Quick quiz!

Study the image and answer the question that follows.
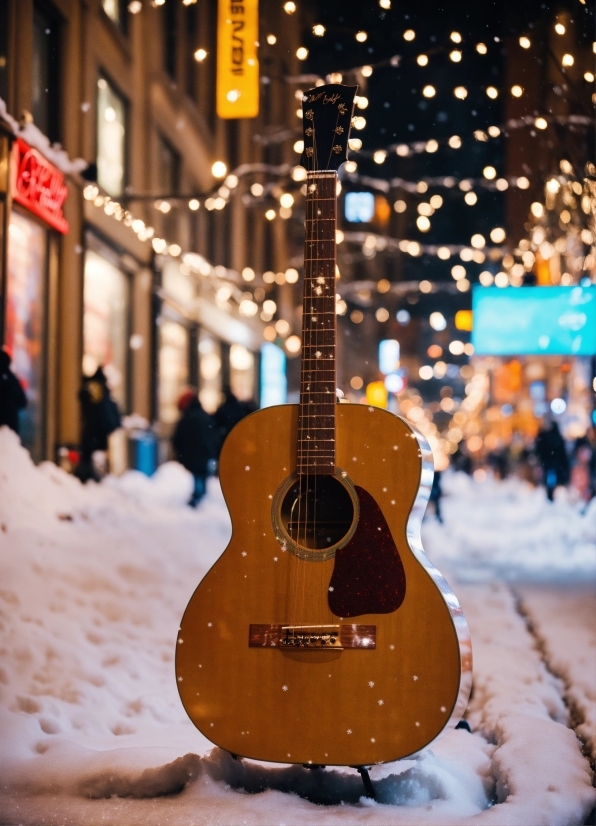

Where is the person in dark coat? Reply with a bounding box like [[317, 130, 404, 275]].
[[76, 367, 121, 482], [429, 470, 443, 523], [534, 420, 570, 501], [172, 392, 220, 507], [0, 349, 27, 435], [214, 390, 249, 450]]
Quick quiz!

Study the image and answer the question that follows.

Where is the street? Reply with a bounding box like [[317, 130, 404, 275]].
[[0, 427, 594, 825]]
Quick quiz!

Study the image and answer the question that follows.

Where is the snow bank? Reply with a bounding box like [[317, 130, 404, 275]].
[[458, 583, 595, 825], [0, 428, 594, 824], [0, 97, 88, 174], [518, 586, 596, 760], [423, 472, 596, 583]]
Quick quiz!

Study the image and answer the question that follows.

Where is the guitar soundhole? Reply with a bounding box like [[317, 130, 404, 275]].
[[280, 474, 355, 551]]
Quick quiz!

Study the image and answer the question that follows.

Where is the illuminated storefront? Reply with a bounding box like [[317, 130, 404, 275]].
[[3, 137, 68, 461], [156, 255, 261, 440]]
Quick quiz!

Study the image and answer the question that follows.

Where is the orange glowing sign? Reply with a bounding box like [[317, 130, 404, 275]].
[[217, 0, 259, 119], [455, 310, 473, 331]]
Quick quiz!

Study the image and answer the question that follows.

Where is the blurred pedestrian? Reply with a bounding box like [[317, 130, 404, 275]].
[[0, 349, 27, 435], [534, 420, 570, 502], [215, 389, 251, 450], [570, 428, 596, 505], [172, 390, 219, 507], [451, 445, 472, 475], [75, 367, 121, 482], [429, 470, 443, 523]]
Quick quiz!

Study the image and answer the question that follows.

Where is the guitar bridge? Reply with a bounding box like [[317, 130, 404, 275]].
[[249, 624, 376, 650]]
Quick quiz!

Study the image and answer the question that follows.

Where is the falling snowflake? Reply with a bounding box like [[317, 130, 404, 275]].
[[368, 407, 374, 412], [413, 675, 418, 681], [241, 551, 247, 557], [415, 721, 420, 727], [273, 556, 278, 561], [315, 351, 322, 358], [282, 685, 288, 691], [391, 500, 396, 505], [245, 465, 250, 471], [378, 699, 384, 706], [207, 622, 213, 627], [370, 737, 376, 743], [368, 681, 375, 687], [346, 729, 352, 734], [440, 706, 446, 713]]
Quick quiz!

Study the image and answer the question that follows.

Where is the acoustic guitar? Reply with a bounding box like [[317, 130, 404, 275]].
[[176, 84, 472, 769]]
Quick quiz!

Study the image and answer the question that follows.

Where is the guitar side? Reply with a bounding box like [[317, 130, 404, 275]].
[[176, 403, 472, 766]]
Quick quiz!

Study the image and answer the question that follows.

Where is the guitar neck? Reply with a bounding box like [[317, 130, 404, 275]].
[[297, 171, 337, 476]]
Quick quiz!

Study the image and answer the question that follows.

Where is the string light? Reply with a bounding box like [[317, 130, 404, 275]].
[[403, 29, 416, 41], [450, 32, 462, 43], [266, 34, 277, 45], [554, 23, 566, 35], [194, 48, 207, 62], [511, 85, 523, 97], [483, 166, 497, 179], [283, 1, 296, 12], [561, 54, 574, 67], [312, 24, 325, 36], [296, 47, 308, 60], [486, 86, 498, 99], [449, 50, 462, 62], [423, 85, 436, 98], [519, 36, 531, 49], [464, 192, 478, 205], [476, 43, 487, 54], [417, 54, 429, 66], [454, 86, 468, 99], [212, 161, 227, 178], [361, 65, 373, 77], [189, 199, 200, 211], [355, 31, 368, 42]]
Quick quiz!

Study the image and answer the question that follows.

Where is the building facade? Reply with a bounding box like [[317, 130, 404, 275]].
[[1, 0, 303, 467]]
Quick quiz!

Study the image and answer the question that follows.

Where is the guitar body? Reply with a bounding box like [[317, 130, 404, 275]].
[[176, 403, 472, 766]]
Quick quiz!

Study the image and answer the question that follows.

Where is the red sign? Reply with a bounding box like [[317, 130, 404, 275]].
[[11, 137, 69, 234]]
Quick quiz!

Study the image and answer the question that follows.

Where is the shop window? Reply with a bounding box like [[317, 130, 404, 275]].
[[158, 320, 190, 425], [185, 4, 198, 100], [83, 250, 129, 410], [97, 76, 126, 197], [164, 0, 178, 79], [0, 2, 8, 103], [32, 2, 61, 143], [230, 344, 255, 402], [101, 0, 127, 30], [6, 211, 48, 462], [199, 334, 222, 413], [159, 137, 180, 237]]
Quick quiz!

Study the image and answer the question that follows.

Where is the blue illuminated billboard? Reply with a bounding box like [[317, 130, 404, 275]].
[[344, 192, 375, 223], [472, 285, 596, 356], [260, 343, 287, 407]]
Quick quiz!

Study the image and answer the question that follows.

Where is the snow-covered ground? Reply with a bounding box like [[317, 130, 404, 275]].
[[0, 427, 594, 825]]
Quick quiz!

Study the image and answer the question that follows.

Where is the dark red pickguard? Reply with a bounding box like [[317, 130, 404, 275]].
[[328, 486, 406, 618]]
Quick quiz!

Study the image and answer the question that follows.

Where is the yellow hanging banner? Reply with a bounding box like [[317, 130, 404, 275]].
[[216, 0, 259, 119]]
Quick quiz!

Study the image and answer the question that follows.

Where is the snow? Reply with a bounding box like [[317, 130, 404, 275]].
[[518, 586, 596, 760], [0, 427, 594, 824], [0, 97, 88, 175], [422, 471, 596, 584]]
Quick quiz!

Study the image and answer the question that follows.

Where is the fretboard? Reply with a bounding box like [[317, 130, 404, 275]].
[[297, 171, 337, 476]]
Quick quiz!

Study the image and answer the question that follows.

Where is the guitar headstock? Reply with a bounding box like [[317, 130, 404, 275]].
[[300, 84, 358, 172]]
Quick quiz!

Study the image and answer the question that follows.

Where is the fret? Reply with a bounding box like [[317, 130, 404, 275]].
[[298, 167, 338, 473]]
